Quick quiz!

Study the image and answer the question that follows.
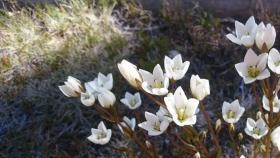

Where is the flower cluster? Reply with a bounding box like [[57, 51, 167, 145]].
[[58, 16, 280, 158], [226, 16, 280, 156]]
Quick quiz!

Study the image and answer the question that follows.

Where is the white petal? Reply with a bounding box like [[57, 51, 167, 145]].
[[256, 69, 270, 80], [226, 34, 242, 45], [244, 49, 258, 66]]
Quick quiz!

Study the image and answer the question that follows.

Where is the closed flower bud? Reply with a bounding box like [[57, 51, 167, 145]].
[[118, 60, 142, 88], [190, 75, 210, 100], [98, 90, 116, 108], [238, 133, 244, 141], [215, 119, 222, 132], [256, 111, 262, 120], [194, 152, 201, 158]]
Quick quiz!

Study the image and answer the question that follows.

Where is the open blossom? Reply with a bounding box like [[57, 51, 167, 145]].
[[120, 92, 142, 109], [268, 48, 280, 74], [156, 107, 173, 122], [262, 95, 280, 113], [139, 64, 169, 96], [87, 121, 112, 145], [222, 99, 245, 124], [84, 73, 113, 97], [164, 87, 199, 126], [226, 16, 257, 47], [138, 112, 169, 136], [255, 22, 276, 51], [59, 76, 83, 97], [80, 92, 95, 106], [97, 89, 116, 108], [118, 60, 143, 88], [245, 118, 268, 139], [190, 75, 210, 100], [271, 126, 280, 151], [164, 54, 190, 80], [235, 49, 270, 84], [118, 116, 136, 134]]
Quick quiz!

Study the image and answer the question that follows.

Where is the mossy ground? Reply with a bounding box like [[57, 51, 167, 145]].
[[1, 0, 280, 157]]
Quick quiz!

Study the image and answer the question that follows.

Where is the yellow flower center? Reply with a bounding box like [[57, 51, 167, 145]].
[[253, 127, 261, 135], [97, 132, 107, 139], [154, 122, 161, 131], [248, 66, 260, 78], [129, 98, 136, 107], [177, 108, 187, 122], [227, 110, 236, 119], [153, 80, 163, 88]]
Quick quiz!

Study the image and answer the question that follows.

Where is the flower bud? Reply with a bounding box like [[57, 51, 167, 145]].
[[80, 92, 95, 106], [190, 75, 210, 100], [194, 152, 201, 158], [255, 22, 276, 52], [256, 111, 262, 120], [238, 133, 244, 141], [215, 119, 222, 132], [145, 140, 152, 148], [98, 90, 116, 108], [118, 60, 143, 88]]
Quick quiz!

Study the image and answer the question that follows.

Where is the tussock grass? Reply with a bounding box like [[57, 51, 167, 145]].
[[0, 0, 128, 83]]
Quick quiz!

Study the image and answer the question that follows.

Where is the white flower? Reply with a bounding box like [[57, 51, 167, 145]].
[[164, 54, 190, 80], [226, 16, 257, 47], [271, 126, 280, 151], [80, 92, 95, 106], [84, 73, 113, 97], [235, 49, 270, 84], [118, 60, 143, 88], [245, 118, 268, 139], [87, 121, 112, 145], [240, 155, 246, 158], [255, 22, 276, 51], [222, 99, 245, 124], [59, 76, 83, 97], [190, 75, 210, 100], [118, 116, 136, 133], [97, 89, 116, 108], [120, 92, 142, 109], [262, 95, 280, 113], [138, 112, 169, 136], [156, 106, 173, 122], [164, 86, 199, 126], [268, 48, 280, 74], [139, 64, 169, 96]]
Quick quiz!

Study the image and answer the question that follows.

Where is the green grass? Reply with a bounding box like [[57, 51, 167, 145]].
[[0, 0, 127, 82]]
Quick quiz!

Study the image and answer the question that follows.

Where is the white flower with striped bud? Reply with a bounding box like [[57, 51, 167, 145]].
[[235, 49, 270, 84], [255, 22, 276, 51], [120, 92, 142, 110], [118, 60, 143, 88], [59, 76, 83, 97], [222, 100, 245, 124], [245, 118, 268, 139], [87, 121, 112, 145], [164, 53, 190, 80], [190, 75, 210, 100], [138, 112, 169, 136], [139, 64, 169, 96], [97, 89, 116, 108], [268, 48, 280, 74], [226, 16, 257, 47], [164, 87, 199, 126]]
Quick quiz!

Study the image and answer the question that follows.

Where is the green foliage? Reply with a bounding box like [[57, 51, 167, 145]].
[[0, 0, 127, 82]]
